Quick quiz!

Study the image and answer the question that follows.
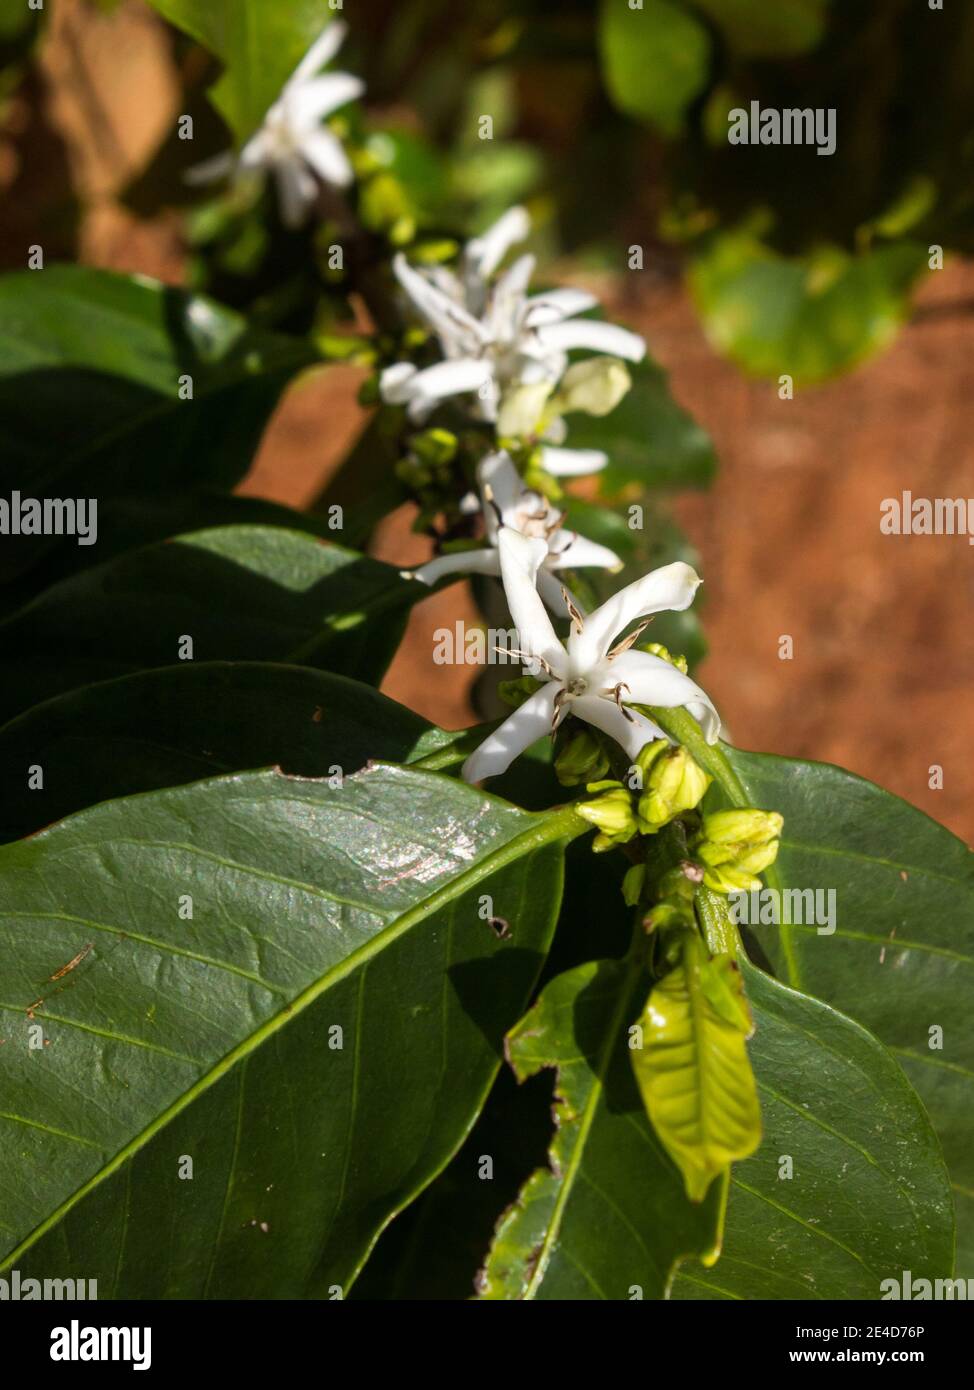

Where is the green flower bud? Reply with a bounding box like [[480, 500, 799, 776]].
[[577, 784, 637, 852], [549, 357, 632, 418], [701, 862, 765, 895], [702, 809, 784, 848], [394, 454, 432, 488], [657, 864, 699, 904], [359, 172, 413, 236], [555, 730, 610, 786], [633, 738, 669, 781], [642, 641, 688, 675], [636, 745, 712, 832], [642, 898, 695, 933], [409, 427, 457, 469], [695, 809, 783, 894], [622, 863, 646, 907]]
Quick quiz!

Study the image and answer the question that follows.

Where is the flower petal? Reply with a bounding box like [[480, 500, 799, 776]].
[[570, 560, 702, 668], [462, 682, 560, 782], [535, 319, 646, 362], [497, 529, 566, 677], [287, 20, 348, 88], [547, 531, 622, 572], [301, 128, 354, 186], [274, 159, 316, 228], [400, 358, 493, 418], [536, 566, 580, 616], [378, 361, 418, 404], [478, 451, 524, 542], [464, 206, 531, 281], [571, 694, 665, 762], [410, 549, 500, 586], [392, 254, 487, 349], [287, 74, 365, 127], [540, 446, 608, 476], [524, 288, 599, 326], [602, 650, 721, 744], [491, 253, 536, 303], [183, 149, 236, 185]]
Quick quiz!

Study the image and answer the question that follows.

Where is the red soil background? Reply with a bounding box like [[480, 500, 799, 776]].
[[6, 0, 972, 841]]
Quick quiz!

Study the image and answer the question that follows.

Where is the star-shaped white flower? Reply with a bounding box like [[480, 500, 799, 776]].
[[407, 451, 622, 608], [462, 529, 720, 783], [379, 206, 645, 474], [186, 21, 363, 229]]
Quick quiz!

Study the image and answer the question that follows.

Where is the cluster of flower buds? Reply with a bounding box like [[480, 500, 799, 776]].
[[692, 809, 784, 894], [574, 737, 712, 852]]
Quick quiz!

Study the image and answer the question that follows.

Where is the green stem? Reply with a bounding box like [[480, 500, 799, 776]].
[[408, 720, 504, 773], [648, 707, 750, 806], [650, 707, 797, 984]]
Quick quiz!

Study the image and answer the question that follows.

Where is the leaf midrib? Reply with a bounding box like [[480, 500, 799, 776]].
[[0, 800, 585, 1272], [523, 956, 645, 1299]]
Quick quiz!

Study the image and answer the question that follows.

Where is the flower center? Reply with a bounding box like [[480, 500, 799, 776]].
[[566, 676, 588, 697]]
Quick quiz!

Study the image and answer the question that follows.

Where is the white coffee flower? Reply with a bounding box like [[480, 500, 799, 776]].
[[407, 451, 622, 609], [462, 528, 719, 783], [186, 21, 363, 229], [379, 206, 645, 474]]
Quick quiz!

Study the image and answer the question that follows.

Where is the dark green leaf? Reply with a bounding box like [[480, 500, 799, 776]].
[[0, 765, 581, 1295], [0, 267, 312, 579], [476, 956, 726, 1299], [671, 958, 954, 1298], [567, 358, 717, 494], [690, 0, 831, 58], [723, 746, 974, 1275], [0, 663, 462, 842], [0, 525, 422, 723], [0, 491, 338, 618], [147, 1, 339, 141]]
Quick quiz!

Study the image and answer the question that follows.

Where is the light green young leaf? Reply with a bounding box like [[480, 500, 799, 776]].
[[688, 233, 927, 384], [477, 957, 729, 1300], [631, 935, 761, 1201], [599, 0, 711, 135]]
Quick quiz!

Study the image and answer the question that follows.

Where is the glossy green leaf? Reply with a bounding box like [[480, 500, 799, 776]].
[[688, 234, 927, 384], [476, 957, 726, 1300], [0, 663, 462, 842], [632, 936, 761, 1201], [691, 0, 831, 58], [567, 358, 717, 494], [477, 944, 953, 1300], [0, 765, 582, 1296], [599, 0, 712, 135], [0, 490, 341, 616], [671, 958, 954, 1298], [147, 1, 341, 140], [722, 746, 974, 1275], [0, 525, 421, 724], [0, 267, 312, 579]]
